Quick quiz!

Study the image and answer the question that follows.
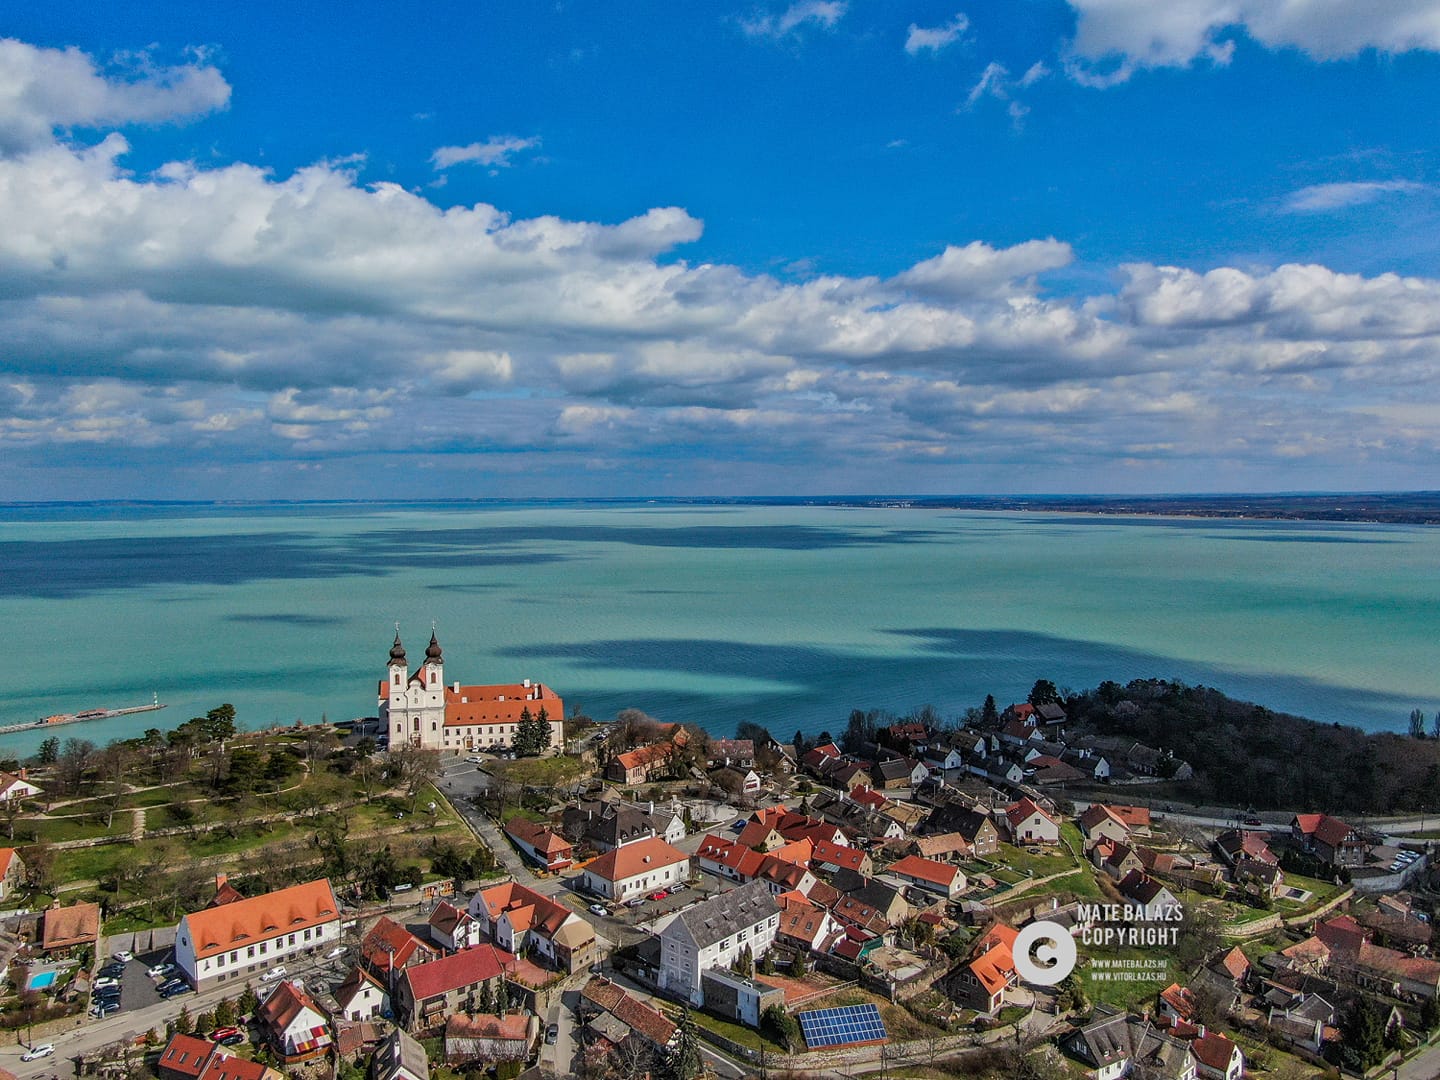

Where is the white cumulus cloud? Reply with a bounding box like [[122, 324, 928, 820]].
[[1065, 0, 1440, 85], [1281, 180, 1430, 213], [906, 14, 969, 55], [0, 38, 230, 155], [431, 135, 540, 170]]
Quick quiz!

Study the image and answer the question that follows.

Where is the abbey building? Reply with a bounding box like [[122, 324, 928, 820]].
[[378, 630, 563, 753]]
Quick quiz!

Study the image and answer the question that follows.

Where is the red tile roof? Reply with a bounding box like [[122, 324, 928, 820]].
[[184, 879, 338, 961], [258, 980, 327, 1032], [201, 1053, 274, 1080], [969, 924, 1019, 995], [811, 839, 866, 872], [361, 916, 435, 976], [503, 818, 572, 857], [1191, 1033, 1240, 1072], [585, 836, 688, 884], [1313, 815, 1356, 847], [886, 854, 961, 888], [159, 1034, 215, 1079], [476, 881, 574, 937], [1005, 797, 1056, 831], [41, 900, 100, 950], [1108, 805, 1151, 828], [444, 1013, 531, 1041], [402, 944, 513, 1003]]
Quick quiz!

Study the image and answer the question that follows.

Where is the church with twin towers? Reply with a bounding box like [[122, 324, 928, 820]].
[[378, 628, 563, 753]]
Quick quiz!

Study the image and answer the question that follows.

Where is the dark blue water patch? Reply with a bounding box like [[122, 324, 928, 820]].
[[499, 629, 1417, 736], [226, 614, 349, 626], [352, 524, 947, 554], [1200, 534, 1398, 544], [0, 532, 572, 599], [423, 583, 505, 592]]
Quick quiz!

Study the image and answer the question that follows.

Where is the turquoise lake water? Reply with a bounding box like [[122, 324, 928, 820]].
[[0, 503, 1435, 754]]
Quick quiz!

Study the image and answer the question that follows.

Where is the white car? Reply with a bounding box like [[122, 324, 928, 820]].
[[588, 903, 609, 917], [258, 966, 288, 983], [111, 950, 134, 963], [148, 962, 177, 978], [324, 946, 346, 959], [21, 1045, 54, 1062], [92, 976, 120, 989]]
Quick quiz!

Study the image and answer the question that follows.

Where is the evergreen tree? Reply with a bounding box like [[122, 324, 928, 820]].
[[1433, 711, 1440, 740], [213, 998, 237, 1027], [981, 694, 998, 725], [1421, 994, 1440, 1034], [1340, 998, 1386, 1070], [176, 1005, 194, 1035], [478, 980, 493, 1013], [512, 707, 550, 757], [663, 1006, 703, 1080], [238, 984, 258, 1018], [1028, 680, 1060, 708]]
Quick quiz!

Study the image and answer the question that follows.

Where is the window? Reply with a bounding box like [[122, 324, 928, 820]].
[[230, 951, 238, 963], [288, 934, 296, 947], [259, 942, 267, 955], [247, 946, 255, 959], [303, 929, 311, 941]]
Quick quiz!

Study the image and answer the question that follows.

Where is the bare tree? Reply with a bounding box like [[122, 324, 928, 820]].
[[388, 746, 441, 810]]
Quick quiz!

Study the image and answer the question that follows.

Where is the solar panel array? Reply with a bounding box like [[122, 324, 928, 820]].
[[797, 1003, 888, 1049]]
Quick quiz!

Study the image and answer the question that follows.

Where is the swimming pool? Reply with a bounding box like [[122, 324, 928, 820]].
[[25, 971, 57, 991]]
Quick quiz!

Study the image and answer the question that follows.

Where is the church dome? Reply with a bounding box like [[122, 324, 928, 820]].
[[426, 631, 443, 661], [389, 632, 407, 664]]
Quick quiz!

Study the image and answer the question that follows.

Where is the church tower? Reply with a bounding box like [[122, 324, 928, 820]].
[[381, 626, 447, 748]]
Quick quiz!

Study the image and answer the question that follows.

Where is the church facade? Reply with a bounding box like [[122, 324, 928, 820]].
[[378, 631, 563, 753]]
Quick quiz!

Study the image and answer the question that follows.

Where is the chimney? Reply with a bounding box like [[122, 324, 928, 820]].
[[453, 682, 459, 693]]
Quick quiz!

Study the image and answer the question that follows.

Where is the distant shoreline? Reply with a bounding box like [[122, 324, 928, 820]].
[[3, 492, 1439, 525]]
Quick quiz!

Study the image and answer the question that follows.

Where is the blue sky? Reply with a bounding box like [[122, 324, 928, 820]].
[[3, 1, 1440, 497]]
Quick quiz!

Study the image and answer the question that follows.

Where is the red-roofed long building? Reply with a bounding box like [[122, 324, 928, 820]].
[[175, 879, 340, 991], [379, 631, 562, 752], [395, 944, 515, 1032]]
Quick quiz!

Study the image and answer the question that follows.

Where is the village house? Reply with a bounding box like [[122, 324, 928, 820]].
[[955, 923, 1019, 1013], [714, 766, 762, 795], [776, 893, 838, 953], [884, 854, 967, 899], [427, 901, 481, 952], [361, 916, 437, 989], [0, 770, 42, 803], [394, 944, 514, 1032], [1214, 829, 1277, 866], [379, 632, 562, 752], [811, 838, 873, 877], [872, 756, 928, 790], [257, 980, 333, 1063], [1234, 856, 1285, 899], [503, 818, 574, 871], [1191, 1033, 1243, 1080], [658, 880, 781, 1005], [579, 836, 689, 900], [706, 739, 755, 768], [0, 849, 24, 902], [443, 1013, 537, 1066], [41, 899, 99, 956], [701, 968, 787, 1028], [925, 805, 1000, 856], [605, 743, 674, 785], [580, 977, 679, 1058], [907, 833, 972, 863], [1291, 813, 1368, 868], [1064, 1008, 1197, 1080], [333, 966, 390, 1022], [158, 1035, 282, 1080], [371, 1029, 429, 1080], [1091, 841, 1146, 882], [1267, 994, 1335, 1053], [470, 880, 597, 973], [1005, 797, 1061, 844], [1079, 805, 1132, 849], [175, 878, 340, 991], [1118, 872, 1182, 921]]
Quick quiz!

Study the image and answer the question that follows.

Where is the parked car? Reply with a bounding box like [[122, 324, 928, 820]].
[[648, 890, 669, 902], [392, 882, 414, 893], [466, 756, 483, 764], [90, 1002, 120, 1019], [545, 1023, 558, 1044], [111, 950, 134, 963], [92, 976, 121, 990], [588, 903, 609, 917], [211, 1026, 244, 1045], [21, 1045, 55, 1061], [325, 945, 346, 959], [729, 819, 746, 832], [624, 897, 644, 908], [1243, 817, 1264, 827], [99, 963, 126, 979], [160, 983, 193, 999], [670, 882, 688, 891], [259, 966, 288, 983]]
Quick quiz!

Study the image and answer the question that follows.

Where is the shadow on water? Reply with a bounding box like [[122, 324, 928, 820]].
[[0, 522, 942, 598], [226, 613, 349, 626], [498, 628, 1415, 735]]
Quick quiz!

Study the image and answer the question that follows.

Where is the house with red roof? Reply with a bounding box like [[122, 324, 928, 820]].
[[579, 836, 689, 901], [394, 944, 515, 1032], [0, 849, 24, 902], [811, 839, 873, 877], [955, 923, 1019, 1013], [1118, 872, 1182, 921], [605, 742, 675, 785], [158, 1035, 282, 1080], [41, 900, 99, 956], [1215, 828, 1277, 867], [503, 818, 573, 872], [884, 855, 967, 899], [257, 980, 333, 1063], [175, 878, 340, 991], [361, 916, 437, 989], [776, 893, 837, 952], [470, 880, 596, 973], [1191, 1032, 1244, 1080], [444, 1013, 537, 1066], [1005, 798, 1060, 844], [1078, 805, 1131, 849], [1291, 813, 1368, 867]]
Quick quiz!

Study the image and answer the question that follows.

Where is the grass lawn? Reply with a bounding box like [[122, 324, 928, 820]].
[[683, 1006, 784, 1051], [1074, 945, 1179, 1011], [54, 843, 133, 885], [993, 840, 1077, 879], [488, 754, 589, 788]]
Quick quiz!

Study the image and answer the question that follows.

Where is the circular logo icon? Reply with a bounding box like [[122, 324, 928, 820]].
[[1012, 920, 1077, 985]]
